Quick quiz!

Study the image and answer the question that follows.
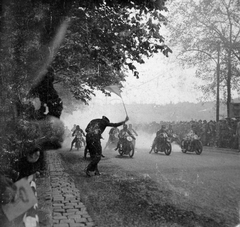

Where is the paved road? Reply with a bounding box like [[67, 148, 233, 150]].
[[99, 144, 240, 227]]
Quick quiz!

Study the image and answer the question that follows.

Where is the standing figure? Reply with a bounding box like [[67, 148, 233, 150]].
[[128, 124, 138, 149], [85, 116, 129, 177], [236, 119, 240, 152], [14, 145, 42, 227]]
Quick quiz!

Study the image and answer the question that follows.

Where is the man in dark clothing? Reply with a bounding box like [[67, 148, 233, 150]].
[[85, 115, 129, 177]]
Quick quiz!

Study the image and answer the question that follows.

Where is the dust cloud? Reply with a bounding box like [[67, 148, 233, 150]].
[[60, 101, 127, 150], [60, 100, 182, 152], [134, 130, 154, 150], [61, 135, 72, 150], [130, 130, 182, 153]]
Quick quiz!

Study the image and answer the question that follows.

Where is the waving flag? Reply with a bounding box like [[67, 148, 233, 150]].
[[104, 84, 123, 97], [104, 84, 128, 116]]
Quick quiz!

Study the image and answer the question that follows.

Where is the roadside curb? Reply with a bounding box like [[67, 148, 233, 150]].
[[46, 150, 97, 227]]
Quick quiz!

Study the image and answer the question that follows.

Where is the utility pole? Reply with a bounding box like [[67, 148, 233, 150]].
[[216, 42, 220, 122]]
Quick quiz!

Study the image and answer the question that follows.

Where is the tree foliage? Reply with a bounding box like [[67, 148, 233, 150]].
[[0, 0, 171, 169], [1, 0, 171, 107], [52, 0, 171, 103], [166, 0, 240, 103]]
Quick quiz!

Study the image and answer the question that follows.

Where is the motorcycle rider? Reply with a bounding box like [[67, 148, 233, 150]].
[[128, 124, 138, 149], [149, 124, 169, 153], [70, 125, 86, 151], [167, 124, 174, 137], [236, 119, 240, 152], [167, 124, 180, 144], [115, 124, 136, 151], [181, 125, 197, 149], [85, 115, 129, 177], [104, 127, 120, 151]]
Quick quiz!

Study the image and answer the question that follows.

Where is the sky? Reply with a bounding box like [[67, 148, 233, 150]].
[[92, 52, 203, 105]]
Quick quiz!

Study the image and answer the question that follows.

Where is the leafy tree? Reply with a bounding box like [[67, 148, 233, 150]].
[[1, 0, 171, 116], [0, 0, 171, 171], [166, 0, 240, 117], [51, 0, 172, 104]]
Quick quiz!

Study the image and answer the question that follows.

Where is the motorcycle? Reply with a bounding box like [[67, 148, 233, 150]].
[[118, 136, 135, 158], [153, 132, 172, 155], [75, 136, 83, 151], [181, 134, 203, 155]]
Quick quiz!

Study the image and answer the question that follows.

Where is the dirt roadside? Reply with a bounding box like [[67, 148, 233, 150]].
[[51, 151, 226, 227]]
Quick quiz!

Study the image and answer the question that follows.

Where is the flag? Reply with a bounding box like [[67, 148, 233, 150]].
[[104, 84, 123, 97], [105, 84, 128, 116]]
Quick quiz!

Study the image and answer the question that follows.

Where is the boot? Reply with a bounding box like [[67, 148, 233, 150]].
[[149, 146, 153, 153], [85, 169, 91, 177], [95, 167, 101, 176], [95, 170, 101, 176]]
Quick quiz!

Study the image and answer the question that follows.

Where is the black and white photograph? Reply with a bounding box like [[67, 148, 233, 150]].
[[0, 0, 240, 226]]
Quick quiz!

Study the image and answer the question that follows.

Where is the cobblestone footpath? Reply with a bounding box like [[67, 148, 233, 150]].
[[46, 150, 96, 227]]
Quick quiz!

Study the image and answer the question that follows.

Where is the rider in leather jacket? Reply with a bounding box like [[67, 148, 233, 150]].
[[70, 125, 85, 151], [149, 125, 168, 153], [182, 127, 197, 149], [115, 124, 136, 151]]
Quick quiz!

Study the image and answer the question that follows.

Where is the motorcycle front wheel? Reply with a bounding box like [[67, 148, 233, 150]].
[[76, 142, 80, 151], [129, 148, 134, 158], [119, 149, 124, 156], [181, 140, 187, 153], [164, 142, 172, 156], [181, 149, 187, 153], [195, 140, 203, 155]]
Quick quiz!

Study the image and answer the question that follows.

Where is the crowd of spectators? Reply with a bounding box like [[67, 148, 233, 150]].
[[134, 118, 239, 150]]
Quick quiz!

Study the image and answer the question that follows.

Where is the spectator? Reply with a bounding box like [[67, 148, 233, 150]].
[[236, 119, 240, 152]]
